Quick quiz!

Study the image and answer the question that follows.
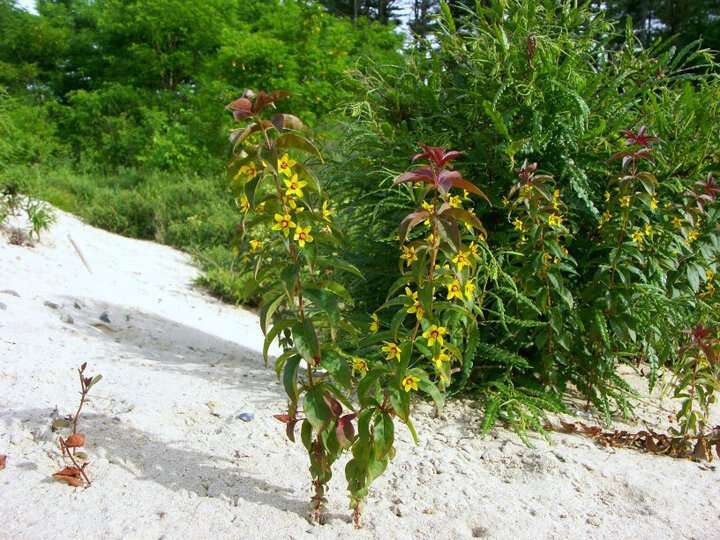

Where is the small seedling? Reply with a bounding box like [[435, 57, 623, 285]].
[[52, 362, 102, 488], [24, 199, 55, 241]]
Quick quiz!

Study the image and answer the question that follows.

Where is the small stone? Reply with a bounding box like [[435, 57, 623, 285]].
[[99, 311, 111, 323], [61, 314, 74, 325], [0, 289, 20, 297], [472, 526, 489, 538], [0, 302, 6, 310], [73, 301, 83, 310], [237, 412, 254, 422], [44, 301, 59, 310]]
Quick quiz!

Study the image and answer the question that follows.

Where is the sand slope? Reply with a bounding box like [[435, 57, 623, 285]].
[[0, 208, 718, 540]]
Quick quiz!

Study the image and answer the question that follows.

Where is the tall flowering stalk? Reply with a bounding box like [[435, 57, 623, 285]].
[[227, 98, 485, 526], [228, 90, 360, 523]]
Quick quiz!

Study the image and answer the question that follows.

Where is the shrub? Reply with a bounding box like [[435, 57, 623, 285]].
[[326, 0, 720, 430]]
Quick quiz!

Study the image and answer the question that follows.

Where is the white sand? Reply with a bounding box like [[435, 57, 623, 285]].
[[0, 208, 718, 540]]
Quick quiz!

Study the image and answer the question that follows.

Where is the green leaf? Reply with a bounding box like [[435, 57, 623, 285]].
[[304, 386, 331, 431], [301, 419, 313, 451], [417, 374, 444, 412], [316, 256, 364, 279], [303, 287, 340, 325], [439, 0, 455, 33], [283, 355, 301, 402], [373, 412, 394, 460], [263, 319, 294, 365], [260, 292, 286, 335], [321, 347, 352, 389], [275, 133, 323, 161], [292, 318, 319, 363], [389, 387, 410, 422]]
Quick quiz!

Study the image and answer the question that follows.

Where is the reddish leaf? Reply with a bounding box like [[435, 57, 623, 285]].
[[336, 413, 357, 449], [394, 167, 434, 186], [441, 208, 487, 236], [620, 126, 658, 147], [437, 170, 460, 193], [64, 433, 85, 448], [0, 454, 6, 470], [322, 393, 343, 417], [227, 97, 253, 120], [271, 113, 304, 131], [399, 210, 429, 243], [286, 420, 299, 443], [252, 90, 290, 113], [52, 466, 83, 487], [273, 414, 292, 423], [412, 145, 463, 168], [451, 177, 491, 203]]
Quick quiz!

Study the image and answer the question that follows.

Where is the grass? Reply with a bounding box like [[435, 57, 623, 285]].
[[0, 163, 257, 305]]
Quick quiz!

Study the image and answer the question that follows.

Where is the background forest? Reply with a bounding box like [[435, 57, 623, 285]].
[[2, 0, 720, 434]]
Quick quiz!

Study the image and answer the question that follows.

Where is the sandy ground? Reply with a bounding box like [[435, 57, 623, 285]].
[[0, 208, 718, 540]]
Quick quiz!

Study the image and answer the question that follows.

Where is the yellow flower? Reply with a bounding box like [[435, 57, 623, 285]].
[[284, 174, 307, 198], [237, 194, 250, 213], [501, 196, 509, 206], [706, 270, 714, 282], [552, 190, 561, 210], [401, 375, 419, 393], [468, 242, 480, 256], [422, 325, 447, 347], [672, 216, 683, 228], [421, 200, 434, 226], [630, 230, 644, 243], [548, 213, 563, 228], [447, 280, 463, 301], [464, 281, 475, 301], [370, 313, 380, 333], [277, 153, 297, 177], [293, 225, 313, 247], [520, 184, 533, 198], [600, 210, 612, 225], [321, 200, 333, 220], [235, 162, 257, 181], [513, 218, 525, 232], [687, 229, 700, 243], [351, 357, 368, 375], [463, 207, 478, 232], [448, 195, 462, 208], [620, 195, 631, 208], [382, 341, 401, 361], [249, 239, 263, 251], [643, 224, 653, 237], [272, 213, 296, 236], [400, 245, 418, 266], [650, 197, 658, 210], [561, 246, 569, 256], [405, 287, 424, 320], [432, 349, 450, 369], [604, 191, 611, 202], [452, 251, 471, 271], [287, 198, 305, 213]]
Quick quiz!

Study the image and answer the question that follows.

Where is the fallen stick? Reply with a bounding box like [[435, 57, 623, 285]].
[[67, 234, 92, 274]]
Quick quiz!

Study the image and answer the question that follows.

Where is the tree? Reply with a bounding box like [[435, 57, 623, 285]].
[[594, 0, 720, 51]]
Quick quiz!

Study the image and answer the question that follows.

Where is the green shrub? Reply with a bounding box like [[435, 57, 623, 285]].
[[326, 0, 720, 429]]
